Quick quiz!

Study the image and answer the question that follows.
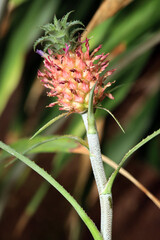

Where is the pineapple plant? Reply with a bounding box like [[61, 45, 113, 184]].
[[33, 12, 117, 240]]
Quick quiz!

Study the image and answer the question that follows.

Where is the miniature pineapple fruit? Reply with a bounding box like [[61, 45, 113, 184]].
[[34, 12, 115, 113]]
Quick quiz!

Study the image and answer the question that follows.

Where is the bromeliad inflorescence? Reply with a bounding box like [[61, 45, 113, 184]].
[[34, 12, 115, 113]]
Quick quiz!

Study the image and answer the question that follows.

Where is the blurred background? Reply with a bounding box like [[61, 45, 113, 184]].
[[0, 0, 160, 239]]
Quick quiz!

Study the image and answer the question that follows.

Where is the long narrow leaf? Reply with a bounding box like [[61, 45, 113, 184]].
[[29, 135, 88, 153], [103, 128, 160, 194], [88, 82, 97, 134], [101, 154, 160, 208], [0, 0, 60, 115], [4, 135, 88, 167], [30, 113, 68, 139], [0, 141, 102, 240], [97, 106, 125, 133]]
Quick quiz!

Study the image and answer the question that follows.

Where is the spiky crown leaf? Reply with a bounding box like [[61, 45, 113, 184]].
[[34, 11, 84, 53]]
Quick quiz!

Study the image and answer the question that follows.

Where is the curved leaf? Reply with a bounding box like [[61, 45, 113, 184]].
[[30, 113, 68, 139], [2, 135, 88, 167], [103, 128, 160, 194], [97, 106, 125, 133], [27, 135, 88, 154], [0, 141, 102, 240], [0, 0, 60, 115]]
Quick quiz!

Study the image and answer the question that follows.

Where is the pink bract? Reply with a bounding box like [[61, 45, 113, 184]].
[[37, 39, 115, 113]]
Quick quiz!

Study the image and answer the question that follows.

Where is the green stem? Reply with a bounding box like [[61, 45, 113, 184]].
[[81, 113, 112, 240]]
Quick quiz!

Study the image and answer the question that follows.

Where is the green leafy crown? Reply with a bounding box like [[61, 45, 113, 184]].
[[34, 11, 84, 53]]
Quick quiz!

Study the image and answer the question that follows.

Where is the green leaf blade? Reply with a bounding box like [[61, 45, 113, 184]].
[[97, 106, 125, 133], [30, 113, 68, 139], [104, 128, 160, 194], [87, 82, 97, 134], [0, 141, 102, 240], [1, 135, 88, 168]]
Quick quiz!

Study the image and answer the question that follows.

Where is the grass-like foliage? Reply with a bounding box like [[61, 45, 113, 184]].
[[0, 140, 103, 240]]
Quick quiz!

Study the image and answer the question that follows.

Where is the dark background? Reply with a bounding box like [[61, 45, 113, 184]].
[[0, 0, 160, 239]]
